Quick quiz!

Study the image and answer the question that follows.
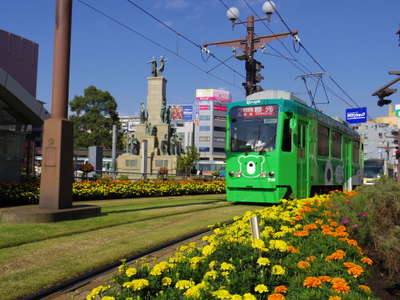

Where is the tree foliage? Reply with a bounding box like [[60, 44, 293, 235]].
[[69, 86, 120, 149], [177, 146, 200, 176]]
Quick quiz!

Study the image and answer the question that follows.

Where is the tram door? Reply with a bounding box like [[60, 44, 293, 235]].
[[297, 120, 309, 197], [343, 137, 353, 191]]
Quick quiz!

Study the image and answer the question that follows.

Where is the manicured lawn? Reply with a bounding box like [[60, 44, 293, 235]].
[[0, 194, 266, 300]]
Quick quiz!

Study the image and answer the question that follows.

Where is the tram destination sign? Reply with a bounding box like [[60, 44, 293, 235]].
[[239, 105, 277, 118], [345, 107, 367, 124]]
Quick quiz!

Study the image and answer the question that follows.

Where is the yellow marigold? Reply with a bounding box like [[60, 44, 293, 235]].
[[268, 294, 286, 300], [252, 238, 265, 250], [330, 278, 350, 294], [204, 270, 217, 280], [150, 261, 169, 276], [86, 285, 111, 300], [100, 297, 115, 300], [175, 280, 195, 290], [257, 257, 271, 266], [254, 284, 269, 293], [328, 297, 341, 300], [303, 276, 322, 288], [297, 260, 311, 269], [212, 289, 231, 299], [184, 283, 204, 298], [161, 277, 172, 286], [243, 293, 257, 300], [325, 250, 346, 261], [287, 245, 300, 253], [122, 279, 149, 291], [274, 285, 288, 293], [269, 240, 288, 252], [125, 267, 137, 277], [293, 230, 309, 237], [271, 265, 285, 275], [202, 244, 215, 256], [359, 285, 371, 293], [361, 257, 373, 265], [220, 262, 235, 271]]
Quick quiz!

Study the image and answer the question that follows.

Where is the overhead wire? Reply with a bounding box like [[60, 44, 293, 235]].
[[125, 0, 245, 79], [267, 0, 363, 109], [76, 0, 242, 89]]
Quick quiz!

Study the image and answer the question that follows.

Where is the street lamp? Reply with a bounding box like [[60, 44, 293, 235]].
[[203, 1, 297, 96]]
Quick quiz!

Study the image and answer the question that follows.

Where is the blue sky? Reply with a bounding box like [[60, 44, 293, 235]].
[[1, 0, 399, 120]]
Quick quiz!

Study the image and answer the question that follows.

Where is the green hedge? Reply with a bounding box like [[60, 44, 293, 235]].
[[0, 180, 225, 206]]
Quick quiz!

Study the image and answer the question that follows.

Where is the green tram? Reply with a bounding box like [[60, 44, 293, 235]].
[[225, 90, 363, 203]]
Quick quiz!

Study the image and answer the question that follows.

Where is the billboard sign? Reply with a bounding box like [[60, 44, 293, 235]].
[[345, 107, 367, 124], [395, 104, 400, 118], [195, 89, 231, 102], [170, 105, 193, 121]]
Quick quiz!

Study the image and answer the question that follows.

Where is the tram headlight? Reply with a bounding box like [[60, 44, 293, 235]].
[[268, 171, 275, 177], [228, 171, 234, 177], [260, 171, 267, 178], [235, 171, 242, 178]]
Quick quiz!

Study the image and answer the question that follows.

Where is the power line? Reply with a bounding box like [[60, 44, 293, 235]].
[[77, 0, 242, 89], [125, 0, 245, 79], [267, 0, 362, 108]]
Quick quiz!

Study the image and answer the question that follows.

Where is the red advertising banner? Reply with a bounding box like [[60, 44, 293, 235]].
[[239, 105, 277, 118], [214, 105, 227, 111], [199, 105, 209, 110], [171, 105, 184, 121]]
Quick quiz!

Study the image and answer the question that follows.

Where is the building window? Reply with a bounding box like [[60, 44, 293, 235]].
[[199, 147, 210, 152], [199, 136, 210, 142], [281, 119, 291, 152], [155, 160, 168, 167], [214, 126, 225, 132], [199, 115, 210, 121], [332, 131, 341, 158], [199, 126, 210, 131], [213, 147, 225, 153], [125, 159, 137, 167], [214, 137, 225, 143], [214, 116, 226, 122], [317, 124, 329, 156]]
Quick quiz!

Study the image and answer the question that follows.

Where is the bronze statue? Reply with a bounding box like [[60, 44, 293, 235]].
[[139, 102, 148, 124], [160, 134, 169, 155], [148, 57, 157, 77], [157, 56, 167, 76]]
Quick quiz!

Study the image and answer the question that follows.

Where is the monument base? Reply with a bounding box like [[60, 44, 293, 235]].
[[0, 205, 101, 223]]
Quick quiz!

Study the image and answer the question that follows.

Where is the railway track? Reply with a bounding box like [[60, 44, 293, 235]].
[[27, 229, 211, 300]]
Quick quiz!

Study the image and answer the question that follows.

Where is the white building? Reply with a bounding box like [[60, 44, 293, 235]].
[[119, 115, 140, 133]]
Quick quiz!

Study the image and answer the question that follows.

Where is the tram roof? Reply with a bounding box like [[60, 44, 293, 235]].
[[229, 90, 360, 139]]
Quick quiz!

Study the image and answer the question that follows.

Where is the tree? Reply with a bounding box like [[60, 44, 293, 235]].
[[69, 86, 120, 149], [177, 146, 200, 176]]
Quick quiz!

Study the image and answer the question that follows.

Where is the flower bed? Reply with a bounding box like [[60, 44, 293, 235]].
[[0, 180, 225, 206], [87, 193, 377, 300]]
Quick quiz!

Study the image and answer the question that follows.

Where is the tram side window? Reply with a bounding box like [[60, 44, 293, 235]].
[[282, 119, 292, 152], [332, 131, 341, 158], [353, 141, 360, 163], [317, 124, 329, 156]]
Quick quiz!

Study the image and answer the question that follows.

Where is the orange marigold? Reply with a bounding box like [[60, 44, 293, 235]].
[[330, 278, 350, 293], [303, 277, 322, 288], [328, 297, 342, 300], [294, 215, 303, 221], [318, 275, 331, 282], [328, 220, 338, 227], [325, 250, 346, 261], [359, 285, 371, 293], [347, 266, 364, 278], [268, 293, 286, 300], [361, 257, 373, 265], [287, 246, 300, 253], [297, 261, 311, 269], [293, 230, 309, 237], [315, 219, 324, 224], [274, 286, 288, 294], [306, 256, 317, 261], [303, 224, 318, 231]]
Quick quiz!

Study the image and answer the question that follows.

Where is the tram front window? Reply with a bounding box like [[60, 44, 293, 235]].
[[230, 105, 278, 152]]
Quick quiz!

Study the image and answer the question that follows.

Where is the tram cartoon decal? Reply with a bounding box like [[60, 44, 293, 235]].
[[237, 155, 265, 178]]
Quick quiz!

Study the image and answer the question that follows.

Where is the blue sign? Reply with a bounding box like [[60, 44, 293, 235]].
[[182, 105, 193, 121], [346, 107, 367, 124]]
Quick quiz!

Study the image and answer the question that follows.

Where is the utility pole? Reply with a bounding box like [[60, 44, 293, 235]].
[[203, 6, 297, 96]]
